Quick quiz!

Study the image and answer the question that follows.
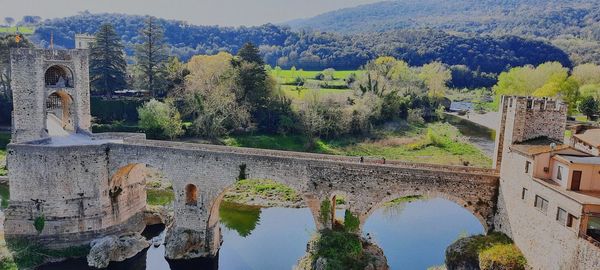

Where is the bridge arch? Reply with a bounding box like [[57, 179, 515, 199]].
[[108, 163, 148, 223], [360, 190, 490, 231]]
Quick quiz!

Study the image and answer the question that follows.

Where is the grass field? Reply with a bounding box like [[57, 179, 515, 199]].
[[271, 69, 362, 81], [0, 26, 35, 35], [224, 122, 492, 167], [271, 68, 361, 103]]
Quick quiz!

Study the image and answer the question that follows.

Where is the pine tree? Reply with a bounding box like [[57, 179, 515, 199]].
[[89, 23, 127, 97], [135, 16, 168, 97]]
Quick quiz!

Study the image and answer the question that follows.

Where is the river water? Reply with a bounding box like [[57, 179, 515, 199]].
[[37, 197, 484, 270]]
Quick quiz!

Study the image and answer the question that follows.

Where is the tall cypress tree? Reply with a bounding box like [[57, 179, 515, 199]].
[[135, 16, 168, 97], [89, 23, 127, 98]]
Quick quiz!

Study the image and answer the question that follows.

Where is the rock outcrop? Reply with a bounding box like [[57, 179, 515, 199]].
[[445, 237, 480, 270], [87, 233, 150, 269], [295, 234, 389, 270], [164, 226, 207, 260]]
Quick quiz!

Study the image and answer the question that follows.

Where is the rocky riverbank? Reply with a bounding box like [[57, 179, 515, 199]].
[[445, 233, 526, 270]]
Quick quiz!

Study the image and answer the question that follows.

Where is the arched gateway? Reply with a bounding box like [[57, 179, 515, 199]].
[[4, 48, 499, 259]]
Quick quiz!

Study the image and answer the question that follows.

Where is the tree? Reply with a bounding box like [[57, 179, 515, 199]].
[[135, 16, 168, 97], [89, 23, 127, 97], [237, 42, 264, 65], [419, 62, 451, 99], [184, 53, 250, 137], [165, 56, 189, 96], [4, 17, 14, 26], [138, 99, 183, 139], [578, 96, 599, 120], [572, 64, 600, 85], [20, 16, 41, 25]]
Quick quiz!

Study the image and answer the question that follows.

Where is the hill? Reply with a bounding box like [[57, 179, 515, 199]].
[[287, 0, 600, 64], [28, 12, 568, 79]]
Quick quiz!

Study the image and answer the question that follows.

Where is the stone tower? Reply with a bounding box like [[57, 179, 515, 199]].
[[10, 48, 91, 143], [493, 96, 567, 169]]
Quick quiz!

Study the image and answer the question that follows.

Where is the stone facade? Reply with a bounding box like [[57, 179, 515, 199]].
[[10, 48, 91, 143]]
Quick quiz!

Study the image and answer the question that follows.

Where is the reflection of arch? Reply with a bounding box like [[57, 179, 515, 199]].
[[46, 91, 74, 133], [185, 184, 198, 206], [45, 65, 74, 88], [360, 191, 489, 231]]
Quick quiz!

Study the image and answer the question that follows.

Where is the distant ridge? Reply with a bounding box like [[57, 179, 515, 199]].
[[285, 0, 600, 64]]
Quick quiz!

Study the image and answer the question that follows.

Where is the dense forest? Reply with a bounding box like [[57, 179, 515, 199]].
[[32, 12, 570, 77], [288, 0, 600, 65]]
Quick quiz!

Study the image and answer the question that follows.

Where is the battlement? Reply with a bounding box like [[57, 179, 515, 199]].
[[493, 95, 567, 169], [503, 96, 566, 113]]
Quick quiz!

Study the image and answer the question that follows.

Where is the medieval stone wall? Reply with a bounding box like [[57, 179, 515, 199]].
[[4, 143, 145, 248]]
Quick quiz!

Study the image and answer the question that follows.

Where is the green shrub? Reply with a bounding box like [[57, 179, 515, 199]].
[[479, 244, 526, 270], [33, 216, 45, 233], [91, 97, 144, 123], [138, 99, 184, 139], [320, 199, 332, 225], [343, 210, 360, 233], [315, 230, 366, 270]]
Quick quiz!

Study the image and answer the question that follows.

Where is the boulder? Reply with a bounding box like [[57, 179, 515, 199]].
[[445, 237, 480, 270], [87, 233, 149, 269], [164, 226, 207, 260]]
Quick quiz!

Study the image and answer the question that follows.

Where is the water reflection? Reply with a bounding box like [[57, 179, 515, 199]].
[[37, 197, 483, 270], [363, 197, 485, 270], [219, 201, 262, 237]]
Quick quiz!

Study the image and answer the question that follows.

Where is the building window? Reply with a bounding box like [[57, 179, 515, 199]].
[[521, 188, 527, 200], [557, 166, 563, 181], [534, 195, 549, 213], [525, 161, 531, 173], [567, 214, 576, 228], [557, 207, 567, 225]]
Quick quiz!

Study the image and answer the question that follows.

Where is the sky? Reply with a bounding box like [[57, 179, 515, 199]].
[[0, 0, 382, 26]]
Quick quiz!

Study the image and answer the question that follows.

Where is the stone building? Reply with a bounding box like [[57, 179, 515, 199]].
[[569, 125, 600, 156], [74, 34, 95, 49], [494, 96, 600, 269]]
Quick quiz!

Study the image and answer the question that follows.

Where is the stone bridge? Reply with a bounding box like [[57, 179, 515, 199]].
[[5, 133, 499, 259]]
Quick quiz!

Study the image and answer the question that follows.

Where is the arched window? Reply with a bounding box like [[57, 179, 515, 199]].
[[45, 65, 73, 88], [185, 184, 198, 206]]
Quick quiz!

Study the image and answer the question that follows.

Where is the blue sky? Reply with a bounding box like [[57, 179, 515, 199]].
[[0, 0, 381, 26]]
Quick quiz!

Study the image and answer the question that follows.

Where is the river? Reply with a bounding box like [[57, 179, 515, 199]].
[[37, 197, 484, 270]]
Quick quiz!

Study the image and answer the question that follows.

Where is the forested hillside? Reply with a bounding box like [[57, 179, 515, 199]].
[[32, 12, 569, 75], [288, 0, 600, 65]]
